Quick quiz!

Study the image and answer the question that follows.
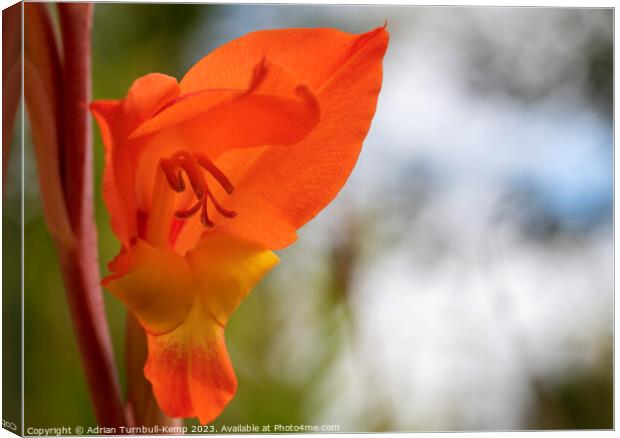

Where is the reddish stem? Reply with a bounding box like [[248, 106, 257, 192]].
[[57, 248, 127, 427], [56, 3, 127, 427], [2, 3, 21, 188]]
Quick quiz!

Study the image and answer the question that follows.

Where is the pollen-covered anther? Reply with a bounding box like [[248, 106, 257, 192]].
[[159, 150, 236, 227]]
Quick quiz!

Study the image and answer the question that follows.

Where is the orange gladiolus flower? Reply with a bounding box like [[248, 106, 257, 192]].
[[91, 25, 388, 424]]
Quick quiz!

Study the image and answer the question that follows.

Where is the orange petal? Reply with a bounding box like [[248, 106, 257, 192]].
[[181, 25, 385, 93], [91, 99, 136, 247], [144, 306, 235, 424], [214, 26, 389, 248], [93, 73, 181, 143], [106, 233, 278, 422], [91, 74, 183, 246], [129, 58, 319, 152], [123, 73, 181, 131]]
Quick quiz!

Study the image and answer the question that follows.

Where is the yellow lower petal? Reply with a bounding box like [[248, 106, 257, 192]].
[[187, 231, 280, 326], [105, 239, 195, 335], [104, 232, 279, 423]]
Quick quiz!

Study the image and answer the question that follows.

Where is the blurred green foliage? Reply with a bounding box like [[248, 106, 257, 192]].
[[530, 343, 613, 429]]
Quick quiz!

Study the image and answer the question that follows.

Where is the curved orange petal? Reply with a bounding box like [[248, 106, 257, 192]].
[[91, 99, 135, 246], [123, 73, 181, 132], [91, 74, 182, 247], [201, 26, 389, 249], [132, 84, 318, 155], [103, 233, 278, 422], [130, 59, 319, 150], [181, 26, 385, 93], [144, 306, 235, 424]]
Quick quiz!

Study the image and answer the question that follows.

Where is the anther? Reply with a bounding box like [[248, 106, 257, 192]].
[[200, 201, 215, 227], [160, 159, 184, 192], [176, 171, 185, 191]]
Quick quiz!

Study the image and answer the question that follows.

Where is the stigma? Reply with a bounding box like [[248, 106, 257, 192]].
[[159, 151, 236, 227]]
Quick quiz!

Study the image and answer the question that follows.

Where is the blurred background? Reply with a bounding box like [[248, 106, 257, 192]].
[[10, 3, 613, 432]]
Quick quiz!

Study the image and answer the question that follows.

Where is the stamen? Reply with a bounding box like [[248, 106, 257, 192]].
[[175, 199, 202, 219], [200, 201, 215, 227], [205, 185, 237, 218], [178, 157, 206, 199], [176, 171, 185, 191], [195, 153, 235, 194], [160, 158, 184, 192], [159, 150, 236, 228]]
